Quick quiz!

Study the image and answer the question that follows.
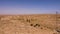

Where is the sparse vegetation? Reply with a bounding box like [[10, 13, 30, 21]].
[[0, 14, 60, 34], [53, 33, 57, 34], [58, 17, 60, 18], [56, 29, 60, 33], [30, 24, 33, 26], [31, 19, 37, 21], [41, 27, 43, 29], [26, 19, 30, 23], [33, 24, 40, 27]]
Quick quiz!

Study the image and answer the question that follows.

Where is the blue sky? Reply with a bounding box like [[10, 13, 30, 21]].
[[0, 0, 60, 14]]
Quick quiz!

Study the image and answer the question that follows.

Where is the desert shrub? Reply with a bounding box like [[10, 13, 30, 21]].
[[34, 24, 40, 27], [58, 17, 60, 18], [53, 33, 57, 34], [18, 18, 24, 20], [26, 19, 30, 22], [56, 29, 60, 33], [31, 19, 38, 22], [40, 27, 43, 29], [30, 24, 33, 26]]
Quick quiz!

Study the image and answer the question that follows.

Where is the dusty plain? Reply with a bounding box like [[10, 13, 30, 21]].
[[0, 14, 60, 34]]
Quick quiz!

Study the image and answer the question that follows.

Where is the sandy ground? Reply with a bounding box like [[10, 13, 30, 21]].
[[0, 14, 60, 34]]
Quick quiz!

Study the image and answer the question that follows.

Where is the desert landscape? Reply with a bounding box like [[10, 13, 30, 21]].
[[0, 14, 60, 34]]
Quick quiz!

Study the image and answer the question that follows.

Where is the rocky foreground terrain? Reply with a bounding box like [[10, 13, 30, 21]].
[[0, 14, 60, 34]]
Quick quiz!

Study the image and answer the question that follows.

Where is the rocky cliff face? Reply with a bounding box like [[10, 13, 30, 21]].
[[0, 14, 60, 34]]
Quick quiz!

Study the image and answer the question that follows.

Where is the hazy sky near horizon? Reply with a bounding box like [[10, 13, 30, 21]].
[[0, 0, 60, 14]]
